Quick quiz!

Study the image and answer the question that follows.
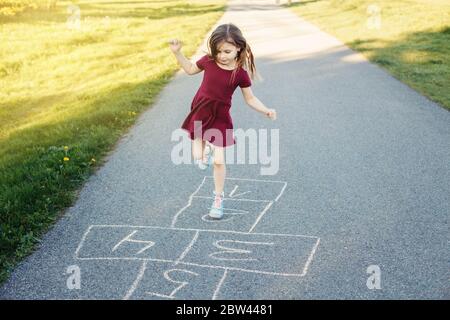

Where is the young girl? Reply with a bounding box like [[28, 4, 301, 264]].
[[169, 23, 276, 219]]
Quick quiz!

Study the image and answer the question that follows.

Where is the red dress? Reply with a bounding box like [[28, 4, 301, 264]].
[[181, 54, 252, 147]]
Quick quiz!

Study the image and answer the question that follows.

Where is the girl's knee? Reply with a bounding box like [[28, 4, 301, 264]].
[[212, 146, 225, 165], [213, 158, 225, 166], [213, 154, 225, 165]]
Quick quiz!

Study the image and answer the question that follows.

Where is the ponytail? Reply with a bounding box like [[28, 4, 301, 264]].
[[229, 43, 263, 86]]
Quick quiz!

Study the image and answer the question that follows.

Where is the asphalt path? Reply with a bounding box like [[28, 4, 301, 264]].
[[1, 0, 449, 299]]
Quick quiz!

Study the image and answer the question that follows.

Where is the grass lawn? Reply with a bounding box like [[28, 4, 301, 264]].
[[286, 0, 450, 110], [0, 0, 225, 284]]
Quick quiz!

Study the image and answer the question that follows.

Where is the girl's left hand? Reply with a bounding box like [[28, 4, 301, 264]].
[[168, 39, 183, 53], [266, 109, 277, 120]]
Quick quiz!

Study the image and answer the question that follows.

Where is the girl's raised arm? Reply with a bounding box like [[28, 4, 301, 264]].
[[168, 39, 199, 75]]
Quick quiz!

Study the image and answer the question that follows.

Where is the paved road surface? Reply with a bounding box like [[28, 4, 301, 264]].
[[1, 0, 449, 299]]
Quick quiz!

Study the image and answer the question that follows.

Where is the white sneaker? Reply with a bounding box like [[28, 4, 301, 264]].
[[209, 191, 224, 219]]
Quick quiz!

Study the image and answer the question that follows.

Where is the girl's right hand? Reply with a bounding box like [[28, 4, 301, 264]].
[[168, 39, 183, 53], [266, 109, 277, 120]]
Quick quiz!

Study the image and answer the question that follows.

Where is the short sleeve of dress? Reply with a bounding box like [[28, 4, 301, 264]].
[[239, 69, 252, 88], [195, 55, 209, 70]]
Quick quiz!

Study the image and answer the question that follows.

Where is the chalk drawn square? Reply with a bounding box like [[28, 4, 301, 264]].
[[180, 230, 319, 276], [173, 197, 271, 232], [75, 225, 197, 261], [73, 259, 147, 299], [125, 261, 225, 300], [194, 176, 287, 202]]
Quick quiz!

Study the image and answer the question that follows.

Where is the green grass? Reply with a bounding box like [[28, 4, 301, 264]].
[[0, 0, 39, 16], [0, 0, 226, 284], [286, 0, 450, 110]]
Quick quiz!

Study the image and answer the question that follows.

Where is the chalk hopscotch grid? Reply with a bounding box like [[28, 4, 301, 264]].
[[74, 176, 320, 300], [170, 176, 287, 231], [75, 226, 320, 299]]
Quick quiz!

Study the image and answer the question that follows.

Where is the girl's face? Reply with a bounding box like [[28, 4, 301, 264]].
[[216, 41, 240, 65]]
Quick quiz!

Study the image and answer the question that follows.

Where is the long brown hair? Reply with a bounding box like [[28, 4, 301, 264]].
[[203, 23, 260, 86]]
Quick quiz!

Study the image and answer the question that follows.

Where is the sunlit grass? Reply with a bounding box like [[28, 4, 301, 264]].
[[0, 0, 225, 284], [287, 0, 450, 110]]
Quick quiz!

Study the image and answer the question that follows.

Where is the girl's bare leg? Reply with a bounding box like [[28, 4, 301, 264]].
[[193, 139, 225, 194], [213, 146, 226, 194], [192, 138, 206, 161]]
